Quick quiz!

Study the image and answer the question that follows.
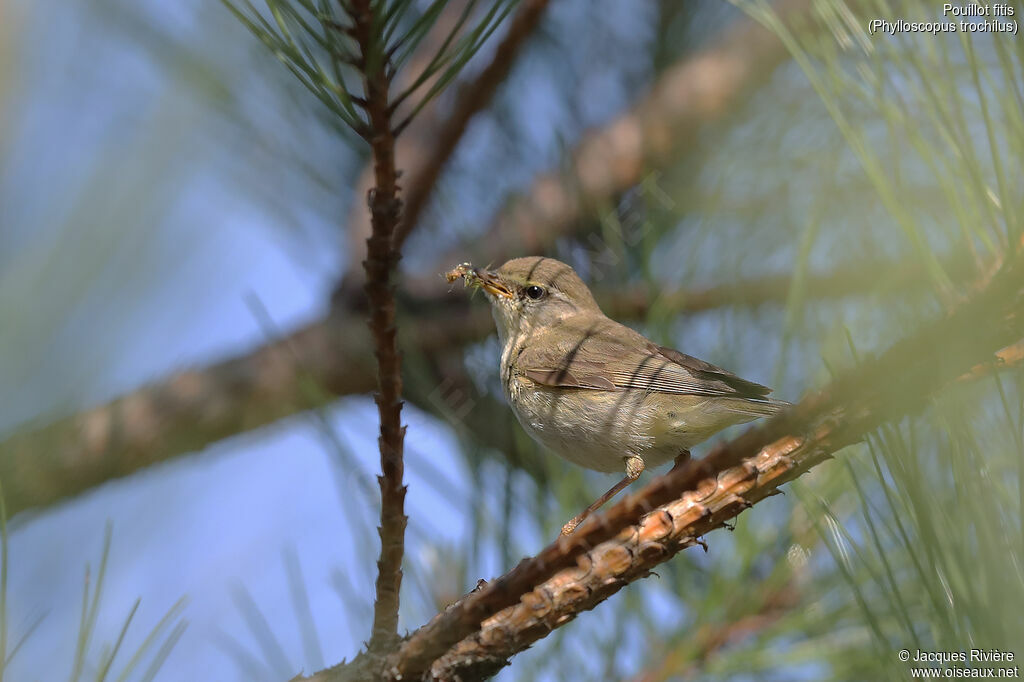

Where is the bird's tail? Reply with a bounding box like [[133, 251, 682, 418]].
[[732, 397, 791, 418]]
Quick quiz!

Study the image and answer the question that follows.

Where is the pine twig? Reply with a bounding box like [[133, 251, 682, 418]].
[[957, 339, 1024, 382], [386, 258, 1024, 680], [348, 0, 408, 654]]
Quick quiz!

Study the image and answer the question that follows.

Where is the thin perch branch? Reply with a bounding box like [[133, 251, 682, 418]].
[[426, 434, 820, 681], [959, 338, 1024, 382], [386, 258, 1024, 680], [349, 0, 408, 653]]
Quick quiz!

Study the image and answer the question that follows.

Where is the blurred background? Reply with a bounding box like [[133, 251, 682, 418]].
[[1, 0, 1022, 679]]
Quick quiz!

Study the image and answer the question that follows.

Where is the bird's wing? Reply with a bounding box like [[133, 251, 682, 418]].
[[517, 325, 772, 400]]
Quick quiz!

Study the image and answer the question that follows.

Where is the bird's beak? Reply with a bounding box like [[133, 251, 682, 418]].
[[446, 263, 514, 300], [474, 268, 514, 299]]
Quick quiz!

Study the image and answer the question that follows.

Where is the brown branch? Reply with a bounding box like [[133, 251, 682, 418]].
[[386, 259, 1024, 680], [0, 261, 946, 519], [0, 316, 376, 517], [603, 259, 941, 320], [349, 0, 407, 653], [343, 0, 468, 270], [426, 435, 817, 681]]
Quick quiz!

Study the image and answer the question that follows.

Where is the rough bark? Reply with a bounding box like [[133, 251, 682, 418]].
[[349, 0, 407, 652]]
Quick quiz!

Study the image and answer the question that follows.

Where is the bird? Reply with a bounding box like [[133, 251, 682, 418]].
[[446, 256, 788, 535]]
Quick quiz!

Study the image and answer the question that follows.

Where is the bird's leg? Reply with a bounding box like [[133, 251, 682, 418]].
[[560, 455, 645, 535], [669, 448, 691, 472]]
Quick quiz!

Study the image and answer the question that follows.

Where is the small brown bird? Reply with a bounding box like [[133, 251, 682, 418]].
[[447, 256, 788, 534]]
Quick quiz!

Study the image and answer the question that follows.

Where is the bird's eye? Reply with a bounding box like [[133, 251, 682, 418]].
[[524, 285, 546, 300]]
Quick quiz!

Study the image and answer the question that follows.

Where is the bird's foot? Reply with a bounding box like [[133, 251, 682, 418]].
[[560, 515, 585, 536]]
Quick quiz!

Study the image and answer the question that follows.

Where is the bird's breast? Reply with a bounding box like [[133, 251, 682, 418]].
[[503, 379, 659, 473]]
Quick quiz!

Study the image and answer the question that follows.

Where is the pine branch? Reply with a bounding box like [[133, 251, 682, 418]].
[[426, 436, 816, 682], [347, 0, 408, 654], [342, 0, 470, 271], [385, 257, 1024, 680], [0, 263, 927, 518]]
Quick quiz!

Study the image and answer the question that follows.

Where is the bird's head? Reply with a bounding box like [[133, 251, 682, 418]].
[[447, 256, 601, 344]]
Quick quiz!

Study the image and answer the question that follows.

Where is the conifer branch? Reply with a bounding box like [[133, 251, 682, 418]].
[[347, 0, 408, 655]]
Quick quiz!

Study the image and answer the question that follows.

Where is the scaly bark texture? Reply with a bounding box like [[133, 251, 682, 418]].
[[426, 434, 821, 681], [349, 0, 407, 654], [387, 258, 1024, 680]]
